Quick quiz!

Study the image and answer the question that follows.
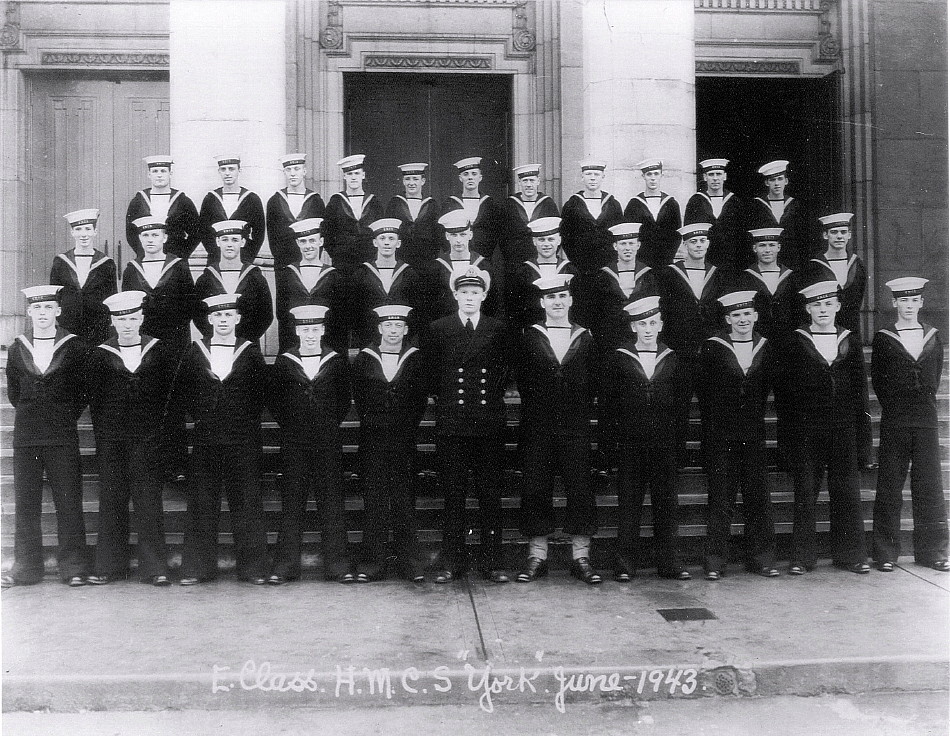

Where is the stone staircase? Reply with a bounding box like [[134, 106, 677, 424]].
[[2, 347, 948, 573]]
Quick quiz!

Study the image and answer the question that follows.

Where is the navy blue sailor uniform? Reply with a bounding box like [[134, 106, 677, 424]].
[[736, 264, 799, 342], [560, 192, 624, 275], [684, 191, 748, 270], [750, 194, 810, 271], [586, 261, 659, 348], [351, 343, 428, 580], [698, 332, 777, 575], [871, 324, 949, 566], [265, 188, 327, 269], [322, 191, 385, 276], [126, 188, 201, 260], [5, 329, 90, 583], [349, 260, 423, 347], [422, 312, 510, 574], [122, 255, 197, 355], [441, 194, 506, 262], [198, 187, 267, 265], [194, 262, 274, 344], [516, 323, 598, 541], [267, 347, 352, 581], [781, 326, 870, 569], [507, 257, 579, 331], [385, 194, 443, 271], [86, 335, 174, 580], [275, 262, 345, 353], [50, 249, 117, 347], [174, 338, 269, 581], [623, 192, 682, 268], [503, 192, 561, 267], [601, 341, 685, 577]]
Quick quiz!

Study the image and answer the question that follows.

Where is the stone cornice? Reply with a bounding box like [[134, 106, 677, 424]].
[[364, 54, 493, 69], [696, 59, 802, 75], [40, 51, 169, 67], [696, 0, 830, 11]]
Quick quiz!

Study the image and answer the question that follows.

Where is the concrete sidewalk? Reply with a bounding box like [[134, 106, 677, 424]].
[[2, 559, 948, 713]]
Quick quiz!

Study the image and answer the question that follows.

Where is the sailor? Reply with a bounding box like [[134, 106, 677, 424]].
[[351, 304, 428, 583], [175, 294, 269, 585], [323, 154, 385, 277], [194, 220, 274, 345], [50, 208, 117, 347], [698, 290, 778, 580], [683, 158, 749, 270], [560, 160, 624, 275], [780, 281, 870, 575], [198, 154, 267, 264], [503, 163, 561, 267], [274, 218, 345, 353], [267, 304, 353, 584], [430, 210, 498, 320], [125, 155, 201, 259], [659, 222, 728, 465], [266, 153, 327, 269], [507, 217, 579, 331], [871, 278, 949, 572], [600, 296, 690, 581], [2, 286, 90, 588], [751, 160, 809, 270], [515, 275, 600, 585], [384, 162, 442, 271], [623, 159, 683, 268], [350, 218, 423, 347], [441, 157, 505, 262], [85, 291, 173, 587], [586, 222, 659, 348], [422, 267, 510, 583]]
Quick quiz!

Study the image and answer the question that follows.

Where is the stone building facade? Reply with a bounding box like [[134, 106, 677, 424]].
[[1, 0, 946, 346]]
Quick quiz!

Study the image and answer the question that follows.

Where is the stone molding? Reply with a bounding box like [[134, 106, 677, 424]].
[[40, 51, 169, 66], [364, 54, 493, 69], [696, 0, 829, 11], [696, 59, 801, 74], [0, 0, 21, 50]]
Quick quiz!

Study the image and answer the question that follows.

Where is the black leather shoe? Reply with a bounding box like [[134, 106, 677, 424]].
[[179, 577, 202, 586], [704, 570, 721, 581], [248, 577, 267, 585], [877, 561, 895, 573], [482, 569, 510, 584], [267, 574, 287, 585], [337, 572, 356, 584], [86, 575, 111, 585], [570, 557, 602, 585], [516, 557, 548, 583], [0, 575, 15, 589], [149, 575, 171, 587], [658, 567, 691, 581], [756, 567, 780, 578], [841, 562, 871, 574], [433, 569, 454, 584], [932, 559, 950, 572], [67, 576, 86, 587]]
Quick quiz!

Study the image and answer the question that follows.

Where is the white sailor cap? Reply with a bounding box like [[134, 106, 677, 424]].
[[370, 218, 402, 236], [513, 163, 541, 179], [749, 227, 784, 243], [337, 154, 365, 172], [454, 157, 482, 172], [204, 293, 241, 312], [289, 218, 323, 238], [398, 162, 428, 175], [624, 295, 661, 321], [64, 209, 99, 228], [532, 274, 574, 294], [527, 217, 561, 237], [290, 304, 329, 325], [211, 220, 247, 237], [579, 159, 607, 172], [133, 215, 166, 233], [717, 290, 758, 313], [635, 158, 663, 173], [104, 290, 147, 316], [679, 223, 712, 239], [885, 277, 928, 298], [439, 210, 472, 233], [609, 222, 642, 241], [451, 267, 490, 292], [143, 155, 173, 169], [214, 154, 241, 167], [279, 153, 307, 168], [758, 160, 789, 178], [699, 158, 729, 172], [373, 304, 413, 323], [22, 285, 63, 304], [818, 212, 854, 230], [799, 280, 840, 304]]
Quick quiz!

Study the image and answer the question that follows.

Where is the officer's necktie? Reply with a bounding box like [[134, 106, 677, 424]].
[[465, 319, 474, 333]]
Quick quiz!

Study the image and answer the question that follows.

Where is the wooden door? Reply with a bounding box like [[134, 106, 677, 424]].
[[344, 73, 512, 205], [28, 74, 169, 284]]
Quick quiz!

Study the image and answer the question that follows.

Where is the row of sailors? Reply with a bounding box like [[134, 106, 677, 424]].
[[124, 154, 812, 275], [52, 204, 864, 356], [4, 273, 947, 589]]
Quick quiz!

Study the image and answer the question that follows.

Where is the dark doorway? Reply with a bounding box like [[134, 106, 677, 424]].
[[695, 75, 841, 223], [344, 73, 512, 204]]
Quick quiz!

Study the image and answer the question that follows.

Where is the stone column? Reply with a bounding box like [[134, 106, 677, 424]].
[[579, 0, 696, 205], [0, 68, 26, 344], [169, 0, 286, 353]]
